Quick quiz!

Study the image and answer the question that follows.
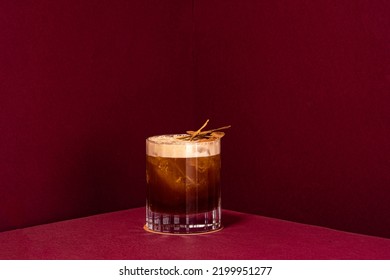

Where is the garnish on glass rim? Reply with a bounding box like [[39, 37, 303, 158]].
[[177, 119, 231, 141]]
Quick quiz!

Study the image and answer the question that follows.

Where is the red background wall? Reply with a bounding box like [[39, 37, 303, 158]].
[[194, 0, 390, 238], [1, 0, 390, 238], [0, 0, 196, 231]]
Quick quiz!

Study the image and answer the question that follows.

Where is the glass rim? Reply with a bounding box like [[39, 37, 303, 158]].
[[146, 134, 221, 146]]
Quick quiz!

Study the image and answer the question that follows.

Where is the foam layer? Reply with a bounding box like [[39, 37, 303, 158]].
[[146, 134, 220, 158]]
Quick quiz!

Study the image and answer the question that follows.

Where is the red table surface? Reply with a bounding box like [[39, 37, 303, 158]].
[[0, 207, 389, 260]]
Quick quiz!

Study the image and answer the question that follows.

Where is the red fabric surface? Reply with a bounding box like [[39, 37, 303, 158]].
[[1, 207, 390, 260]]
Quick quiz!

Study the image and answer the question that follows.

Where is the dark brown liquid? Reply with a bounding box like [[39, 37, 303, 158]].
[[146, 155, 221, 214]]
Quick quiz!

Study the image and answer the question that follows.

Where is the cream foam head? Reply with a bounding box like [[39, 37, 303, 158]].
[[146, 134, 221, 158]]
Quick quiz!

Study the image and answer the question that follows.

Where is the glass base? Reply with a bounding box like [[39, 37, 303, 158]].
[[145, 207, 221, 234]]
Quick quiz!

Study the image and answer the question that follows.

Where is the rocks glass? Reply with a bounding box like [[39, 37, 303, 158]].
[[145, 134, 222, 234]]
